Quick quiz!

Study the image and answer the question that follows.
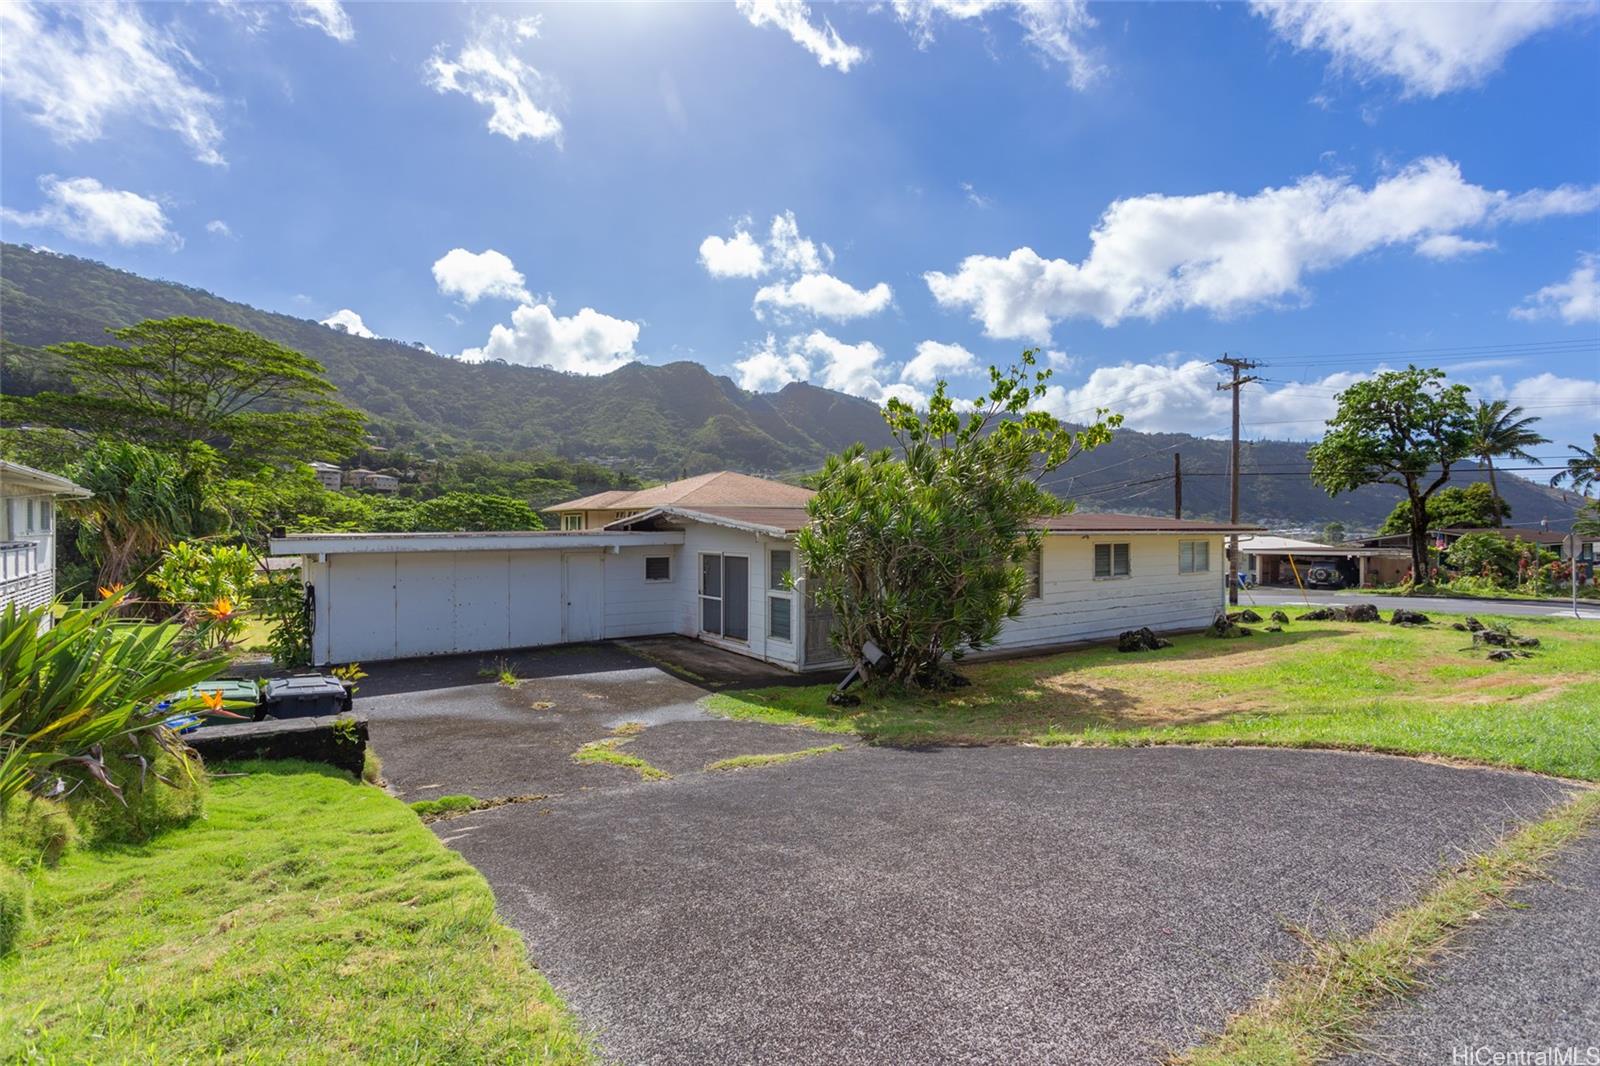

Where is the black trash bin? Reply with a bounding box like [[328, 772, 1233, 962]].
[[262, 675, 348, 719]]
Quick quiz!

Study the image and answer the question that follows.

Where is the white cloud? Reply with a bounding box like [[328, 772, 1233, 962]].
[[699, 228, 767, 279], [321, 309, 375, 338], [893, 0, 1101, 88], [732, 334, 813, 391], [1251, 1, 1591, 98], [753, 273, 893, 321], [427, 18, 562, 144], [926, 158, 1600, 342], [0, 2, 226, 165], [736, 0, 865, 72], [795, 331, 919, 404], [206, 219, 233, 238], [290, 0, 354, 42], [431, 248, 533, 304], [901, 341, 979, 386], [1415, 234, 1496, 260], [960, 181, 992, 209], [2, 176, 176, 248], [1512, 254, 1600, 324], [459, 303, 640, 375], [766, 211, 831, 274]]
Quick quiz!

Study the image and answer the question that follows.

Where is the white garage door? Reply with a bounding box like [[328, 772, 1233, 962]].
[[325, 550, 572, 662]]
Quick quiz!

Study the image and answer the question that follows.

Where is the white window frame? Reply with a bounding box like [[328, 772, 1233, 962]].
[[1094, 542, 1131, 579], [1179, 539, 1210, 574], [644, 555, 671, 582], [561, 514, 584, 531], [767, 548, 794, 643], [699, 552, 751, 642]]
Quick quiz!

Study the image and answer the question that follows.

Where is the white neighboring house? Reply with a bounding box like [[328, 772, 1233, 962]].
[[0, 461, 91, 616], [308, 461, 344, 491], [271, 471, 1257, 669]]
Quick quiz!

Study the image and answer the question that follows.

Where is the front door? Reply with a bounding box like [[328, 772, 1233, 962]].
[[562, 553, 603, 642], [699, 553, 749, 642]]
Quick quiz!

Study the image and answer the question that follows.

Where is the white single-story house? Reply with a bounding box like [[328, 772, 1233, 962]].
[[0, 460, 91, 616], [1238, 534, 1411, 589], [269, 471, 1258, 669]]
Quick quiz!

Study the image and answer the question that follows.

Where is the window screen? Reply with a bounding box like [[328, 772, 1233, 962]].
[[769, 595, 792, 641], [1094, 543, 1130, 577], [645, 556, 670, 581], [1179, 540, 1209, 573], [769, 550, 792, 590]]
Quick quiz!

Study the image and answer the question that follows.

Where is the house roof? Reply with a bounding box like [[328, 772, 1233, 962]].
[[548, 471, 814, 513], [1032, 514, 1262, 535], [0, 460, 91, 498], [1237, 535, 1339, 553]]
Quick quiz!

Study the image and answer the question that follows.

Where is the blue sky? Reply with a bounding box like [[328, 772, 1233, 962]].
[[2, 0, 1597, 458]]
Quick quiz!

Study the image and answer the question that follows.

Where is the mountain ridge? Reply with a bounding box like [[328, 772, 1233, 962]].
[[0, 243, 1580, 530]]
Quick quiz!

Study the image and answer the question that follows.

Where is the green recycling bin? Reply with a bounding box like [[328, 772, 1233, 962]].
[[185, 678, 263, 722]]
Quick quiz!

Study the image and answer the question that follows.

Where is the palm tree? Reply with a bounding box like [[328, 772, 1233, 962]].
[[1468, 400, 1548, 525], [1552, 434, 1600, 497]]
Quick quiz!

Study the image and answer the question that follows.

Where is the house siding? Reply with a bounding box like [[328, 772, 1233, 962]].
[[678, 524, 799, 668], [0, 569, 54, 613], [603, 545, 682, 638], [990, 534, 1224, 652]]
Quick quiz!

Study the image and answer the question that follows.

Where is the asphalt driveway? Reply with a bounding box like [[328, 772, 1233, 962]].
[[356, 646, 1578, 1065]]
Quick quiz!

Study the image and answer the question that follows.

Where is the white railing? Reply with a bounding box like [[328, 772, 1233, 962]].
[[0, 541, 38, 582]]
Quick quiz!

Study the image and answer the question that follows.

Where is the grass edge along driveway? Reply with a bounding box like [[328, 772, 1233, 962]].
[[1, 760, 590, 1065], [705, 606, 1600, 781]]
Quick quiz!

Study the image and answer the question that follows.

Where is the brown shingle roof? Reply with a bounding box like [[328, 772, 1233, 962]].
[[549, 471, 813, 513]]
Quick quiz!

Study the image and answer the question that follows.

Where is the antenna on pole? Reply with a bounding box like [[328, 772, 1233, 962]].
[[1216, 354, 1263, 605]]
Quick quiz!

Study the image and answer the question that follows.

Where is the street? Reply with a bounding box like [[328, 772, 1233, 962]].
[[1246, 587, 1600, 621]]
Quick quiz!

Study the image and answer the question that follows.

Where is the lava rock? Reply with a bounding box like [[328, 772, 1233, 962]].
[[1270, 610, 1290, 624], [1229, 609, 1263, 623], [826, 691, 861, 707], [1451, 622, 1469, 632], [1390, 609, 1431, 626], [1300, 603, 1380, 623], [1118, 627, 1173, 653], [1480, 630, 1511, 646], [1264, 624, 1283, 633], [1464, 616, 1486, 632], [1207, 617, 1252, 639], [1486, 648, 1531, 662]]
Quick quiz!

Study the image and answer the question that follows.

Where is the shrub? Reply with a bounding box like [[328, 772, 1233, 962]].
[[64, 734, 208, 847], [0, 797, 77, 870], [0, 596, 225, 817], [1446, 533, 1517, 583], [254, 572, 312, 667], [0, 864, 29, 956]]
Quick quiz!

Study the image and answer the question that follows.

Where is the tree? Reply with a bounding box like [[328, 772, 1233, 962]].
[[1308, 367, 1473, 585], [1467, 400, 1547, 524], [1573, 499, 1600, 539], [1445, 532, 1518, 583], [1551, 434, 1600, 496], [66, 441, 225, 591], [1378, 482, 1510, 535], [6, 317, 365, 467], [1321, 521, 1346, 544], [409, 492, 542, 532], [796, 353, 1120, 688]]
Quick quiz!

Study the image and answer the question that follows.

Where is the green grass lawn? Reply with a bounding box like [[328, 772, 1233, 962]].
[[1, 761, 588, 1064], [706, 607, 1600, 780]]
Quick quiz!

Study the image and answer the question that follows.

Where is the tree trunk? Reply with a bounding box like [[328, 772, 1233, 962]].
[[1484, 455, 1502, 526], [1407, 486, 1430, 588]]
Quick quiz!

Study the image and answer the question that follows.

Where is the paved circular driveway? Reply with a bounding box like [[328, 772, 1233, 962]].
[[431, 743, 1572, 1064]]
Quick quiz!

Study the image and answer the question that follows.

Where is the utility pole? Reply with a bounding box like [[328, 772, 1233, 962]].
[[1173, 452, 1182, 519], [1216, 354, 1262, 605]]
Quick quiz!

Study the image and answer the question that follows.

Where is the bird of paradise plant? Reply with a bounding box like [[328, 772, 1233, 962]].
[[0, 597, 227, 814]]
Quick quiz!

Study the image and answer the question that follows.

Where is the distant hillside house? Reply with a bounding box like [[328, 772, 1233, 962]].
[[273, 471, 1256, 669], [346, 468, 399, 493], [1, 460, 91, 617], [308, 461, 343, 491]]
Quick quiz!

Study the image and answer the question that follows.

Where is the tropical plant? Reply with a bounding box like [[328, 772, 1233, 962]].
[[1308, 367, 1474, 586], [1467, 400, 1548, 524], [1445, 532, 1518, 583], [797, 353, 1120, 688], [0, 596, 230, 814], [1574, 499, 1600, 539], [1551, 434, 1600, 496], [66, 440, 224, 591], [6, 317, 365, 468], [1378, 482, 1510, 535], [254, 573, 313, 667]]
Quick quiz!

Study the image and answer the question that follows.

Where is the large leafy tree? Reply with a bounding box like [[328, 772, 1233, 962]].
[[1467, 400, 1547, 524], [1308, 367, 1473, 584], [797, 353, 1120, 688], [6, 317, 364, 467], [1378, 481, 1510, 535], [1551, 434, 1599, 496]]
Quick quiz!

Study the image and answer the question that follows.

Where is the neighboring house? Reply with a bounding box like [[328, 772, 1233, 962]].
[[272, 471, 1257, 669], [0, 460, 91, 615], [346, 468, 400, 494], [309, 461, 343, 491], [1238, 535, 1410, 588]]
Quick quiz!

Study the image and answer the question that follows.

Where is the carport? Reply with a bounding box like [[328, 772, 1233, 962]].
[[274, 530, 684, 665]]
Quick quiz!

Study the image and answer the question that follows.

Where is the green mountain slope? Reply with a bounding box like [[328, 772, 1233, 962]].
[[0, 243, 1580, 530]]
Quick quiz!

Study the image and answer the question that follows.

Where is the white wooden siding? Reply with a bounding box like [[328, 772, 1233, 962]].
[[991, 534, 1224, 651], [678, 525, 799, 667], [603, 546, 681, 638]]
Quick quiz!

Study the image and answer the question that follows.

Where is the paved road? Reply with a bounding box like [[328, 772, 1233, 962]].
[[1337, 828, 1600, 1065], [1247, 588, 1600, 621]]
